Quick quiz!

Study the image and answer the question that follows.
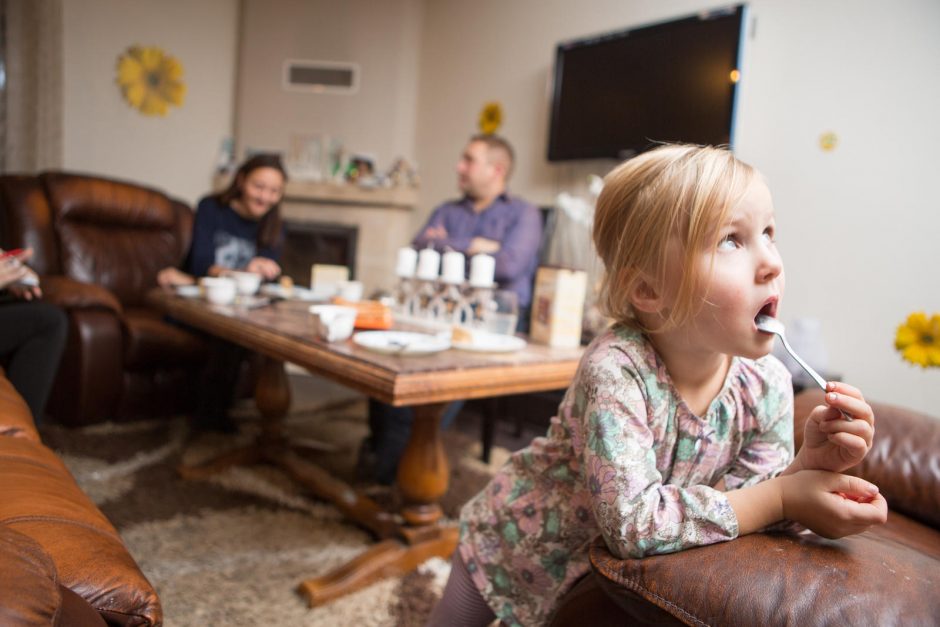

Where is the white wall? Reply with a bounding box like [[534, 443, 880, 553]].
[[235, 0, 423, 174], [61, 0, 239, 205], [414, 0, 940, 414], [71, 0, 934, 413], [734, 1, 940, 414]]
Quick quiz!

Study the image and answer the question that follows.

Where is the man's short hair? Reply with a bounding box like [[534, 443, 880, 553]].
[[470, 134, 515, 179]]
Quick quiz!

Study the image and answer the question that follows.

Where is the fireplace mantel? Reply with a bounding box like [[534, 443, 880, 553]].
[[213, 174, 418, 209], [283, 180, 418, 209]]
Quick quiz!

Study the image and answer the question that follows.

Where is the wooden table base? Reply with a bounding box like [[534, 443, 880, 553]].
[[178, 356, 459, 606]]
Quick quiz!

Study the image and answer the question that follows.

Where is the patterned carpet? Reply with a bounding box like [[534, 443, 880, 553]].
[[39, 376, 507, 626]]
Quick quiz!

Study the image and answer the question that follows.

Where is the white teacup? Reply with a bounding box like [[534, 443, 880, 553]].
[[225, 270, 262, 295], [308, 305, 358, 342], [200, 277, 237, 305], [336, 280, 364, 302]]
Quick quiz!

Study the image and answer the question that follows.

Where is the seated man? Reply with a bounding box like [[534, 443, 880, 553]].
[[361, 134, 543, 484]]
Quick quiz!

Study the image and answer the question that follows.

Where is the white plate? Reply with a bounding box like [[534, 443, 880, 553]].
[[353, 331, 451, 356], [452, 330, 527, 353], [260, 284, 332, 302], [175, 285, 202, 298]]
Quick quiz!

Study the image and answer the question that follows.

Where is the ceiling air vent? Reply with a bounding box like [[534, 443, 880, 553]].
[[283, 59, 359, 95]]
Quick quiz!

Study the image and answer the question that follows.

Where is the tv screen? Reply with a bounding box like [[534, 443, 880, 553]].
[[547, 6, 744, 161]]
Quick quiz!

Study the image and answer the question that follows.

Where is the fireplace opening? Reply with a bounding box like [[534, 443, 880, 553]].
[[280, 220, 358, 287]]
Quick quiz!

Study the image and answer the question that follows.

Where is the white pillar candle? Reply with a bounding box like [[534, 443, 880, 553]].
[[469, 253, 496, 287], [440, 251, 465, 284], [395, 247, 418, 277], [416, 247, 441, 280]]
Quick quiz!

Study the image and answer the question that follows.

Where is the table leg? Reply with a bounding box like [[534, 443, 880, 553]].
[[298, 401, 458, 607], [255, 356, 291, 442], [179, 363, 458, 608], [397, 402, 449, 526]]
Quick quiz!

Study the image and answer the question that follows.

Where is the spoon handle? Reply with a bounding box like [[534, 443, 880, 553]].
[[778, 334, 853, 421]]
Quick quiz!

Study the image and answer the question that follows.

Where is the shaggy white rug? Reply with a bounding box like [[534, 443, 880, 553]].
[[43, 377, 506, 626]]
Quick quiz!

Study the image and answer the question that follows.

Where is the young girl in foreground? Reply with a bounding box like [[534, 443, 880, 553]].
[[427, 144, 888, 627]]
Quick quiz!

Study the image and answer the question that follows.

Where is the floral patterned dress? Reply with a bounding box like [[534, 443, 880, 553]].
[[458, 324, 794, 626]]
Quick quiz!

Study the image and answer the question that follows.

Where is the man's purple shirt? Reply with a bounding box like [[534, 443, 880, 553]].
[[411, 193, 542, 308]]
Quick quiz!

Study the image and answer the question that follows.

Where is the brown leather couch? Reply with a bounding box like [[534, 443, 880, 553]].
[[551, 389, 940, 626], [0, 172, 207, 426], [0, 370, 162, 626]]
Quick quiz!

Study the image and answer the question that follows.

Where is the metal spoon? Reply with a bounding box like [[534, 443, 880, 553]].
[[755, 315, 852, 421]]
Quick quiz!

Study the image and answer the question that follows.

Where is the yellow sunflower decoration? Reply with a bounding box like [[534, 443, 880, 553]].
[[116, 46, 186, 116], [478, 101, 503, 135], [894, 311, 940, 368]]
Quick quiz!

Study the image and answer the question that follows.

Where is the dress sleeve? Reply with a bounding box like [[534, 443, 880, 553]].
[[185, 197, 218, 277], [721, 376, 794, 491], [578, 349, 738, 559], [492, 203, 542, 283]]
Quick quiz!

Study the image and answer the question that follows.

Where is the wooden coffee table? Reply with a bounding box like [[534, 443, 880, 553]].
[[149, 289, 582, 605]]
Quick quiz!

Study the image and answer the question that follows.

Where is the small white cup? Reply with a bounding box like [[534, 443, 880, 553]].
[[225, 270, 262, 295], [308, 305, 358, 342], [200, 277, 237, 305], [336, 280, 364, 302]]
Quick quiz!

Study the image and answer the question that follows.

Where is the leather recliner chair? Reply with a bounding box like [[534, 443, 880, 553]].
[[0, 171, 207, 426]]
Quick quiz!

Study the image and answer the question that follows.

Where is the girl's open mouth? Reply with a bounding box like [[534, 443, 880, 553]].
[[755, 298, 778, 324]]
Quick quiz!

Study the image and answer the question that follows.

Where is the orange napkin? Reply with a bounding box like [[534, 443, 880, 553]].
[[331, 298, 393, 330]]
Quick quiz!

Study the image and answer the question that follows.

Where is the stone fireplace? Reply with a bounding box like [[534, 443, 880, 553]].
[[279, 180, 417, 294], [281, 220, 359, 287]]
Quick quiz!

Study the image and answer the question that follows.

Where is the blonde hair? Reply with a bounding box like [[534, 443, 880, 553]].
[[593, 144, 757, 331]]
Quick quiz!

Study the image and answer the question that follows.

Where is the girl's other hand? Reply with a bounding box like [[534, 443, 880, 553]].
[[157, 267, 195, 287], [797, 382, 874, 473], [781, 470, 887, 538], [246, 256, 281, 280]]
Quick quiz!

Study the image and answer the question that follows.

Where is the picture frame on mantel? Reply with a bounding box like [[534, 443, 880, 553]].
[[286, 133, 325, 182]]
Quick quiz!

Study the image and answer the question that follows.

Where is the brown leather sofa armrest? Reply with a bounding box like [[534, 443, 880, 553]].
[[795, 389, 940, 528], [589, 518, 940, 626], [38, 275, 123, 316], [0, 526, 62, 626], [0, 438, 163, 626]]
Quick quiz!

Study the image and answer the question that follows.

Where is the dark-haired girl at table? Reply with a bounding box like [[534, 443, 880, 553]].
[[158, 153, 287, 287], [157, 154, 287, 432]]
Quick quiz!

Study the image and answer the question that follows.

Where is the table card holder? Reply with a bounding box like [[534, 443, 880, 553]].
[[530, 266, 588, 347]]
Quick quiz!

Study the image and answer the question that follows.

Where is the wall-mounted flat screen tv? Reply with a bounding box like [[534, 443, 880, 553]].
[[547, 6, 745, 161]]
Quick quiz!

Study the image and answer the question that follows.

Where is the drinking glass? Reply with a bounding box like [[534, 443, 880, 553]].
[[482, 289, 519, 335]]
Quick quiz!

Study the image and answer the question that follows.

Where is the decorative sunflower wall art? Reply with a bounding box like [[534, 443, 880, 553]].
[[894, 311, 940, 368], [116, 46, 186, 117], [478, 101, 503, 135]]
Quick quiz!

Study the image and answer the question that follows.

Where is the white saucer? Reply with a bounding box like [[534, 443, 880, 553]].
[[452, 330, 527, 353], [260, 284, 332, 302], [352, 331, 451, 356]]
